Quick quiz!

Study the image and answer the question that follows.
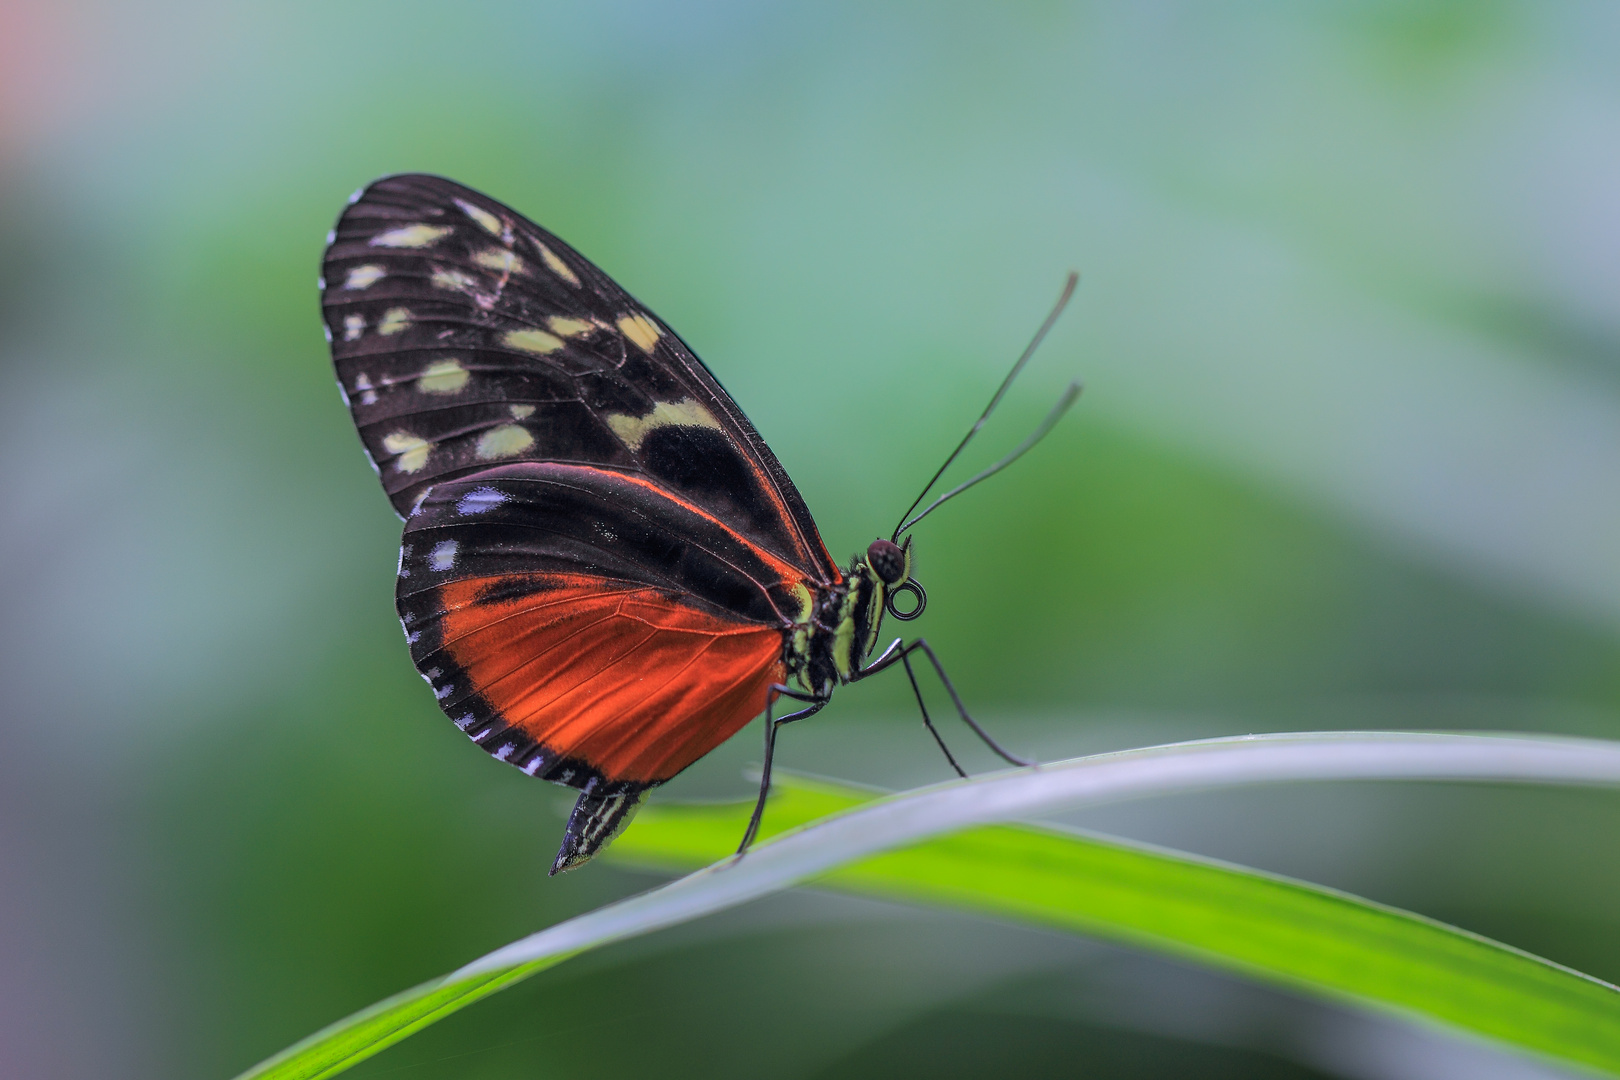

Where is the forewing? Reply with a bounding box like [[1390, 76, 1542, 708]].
[[321, 173, 838, 584], [396, 463, 812, 790]]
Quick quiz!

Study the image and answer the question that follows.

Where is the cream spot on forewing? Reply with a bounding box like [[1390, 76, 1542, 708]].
[[606, 398, 722, 451], [416, 359, 469, 394], [454, 197, 503, 236], [473, 247, 524, 275], [371, 223, 453, 248], [509, 404, 535, 419], [476, 424, 535, 459], [343, 314, 365, 341], [429, 540, 458, 571], [431, 267, 476, 293], [343, 264, 386, 290], [354, 372, 378, 405], [617, 313, 661, 353], [378, 307, 411, 335], [323, 324, 333, 344], [382, 431, 433, 473], [546, 316, 593, 338], [535, 242, 580, 286], [502, 328, 564, 355], [456, 486, 507, 515]]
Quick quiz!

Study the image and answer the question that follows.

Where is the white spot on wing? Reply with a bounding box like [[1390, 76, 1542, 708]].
[[371, 223, 453, 248], [431, 267, 477, 293], [454, 197, 503, 236], [502, 328, 563, 355], [325, 228, 337, 244], [343, 264, 387, 290], [323, 323, 333, 343], [473, 247, 524, 275], [354, 372, 378, 405], [343, 314, 365, 341], [456, 486, 508, 515], [434, 683, 454, 701], [476, 424, 535, 459], [378, 307, 411, 335], [429, 539, 458, 571], [534, 241, 580, 286], [547, 316, 592, 338], [348, 187, 364, 204], [617, 313, 661, 353], [606, 397, 722, 452], [316, 275, 325, 290], [509, 404, 535, 419], [416, 358, 469, 394], [382, 431, 433, 472]]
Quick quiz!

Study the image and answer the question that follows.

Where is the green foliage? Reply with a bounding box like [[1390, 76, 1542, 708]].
[[237, 741, 1620, 1080]]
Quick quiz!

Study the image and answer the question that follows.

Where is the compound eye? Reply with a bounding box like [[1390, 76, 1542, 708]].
[[866, 538, 906, 584]]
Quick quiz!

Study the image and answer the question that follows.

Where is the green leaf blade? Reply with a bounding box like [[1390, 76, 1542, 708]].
[[615, 779, 1620, 1075], [235, 733, 1620, 1079]]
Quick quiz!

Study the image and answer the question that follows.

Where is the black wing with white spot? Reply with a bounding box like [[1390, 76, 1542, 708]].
[[320, 173, 839, 583]]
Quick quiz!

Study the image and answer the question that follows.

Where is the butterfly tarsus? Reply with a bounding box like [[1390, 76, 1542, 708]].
[[738, 692, 829, 855], [899, 648, 968, 778], [854, 638, 1033, 770]]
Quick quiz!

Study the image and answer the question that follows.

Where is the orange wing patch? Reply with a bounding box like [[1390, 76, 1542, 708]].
[[437, 574, 784, 784]]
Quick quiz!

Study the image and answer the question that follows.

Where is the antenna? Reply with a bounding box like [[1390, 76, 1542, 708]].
[[895, 380, 1081, 535], [891, 272, 1080, 541]]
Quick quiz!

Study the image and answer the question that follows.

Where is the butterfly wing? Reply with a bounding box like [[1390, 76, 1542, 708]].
[[321, 173, 839, 584], [321, 177, 841, 868], [397, 462, 811, 794]]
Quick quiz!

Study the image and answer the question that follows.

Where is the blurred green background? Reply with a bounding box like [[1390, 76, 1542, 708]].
[[2, 2, 1618, 1077]]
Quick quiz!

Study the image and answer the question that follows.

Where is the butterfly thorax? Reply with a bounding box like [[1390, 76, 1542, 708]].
[[786, 538, 913, 698]]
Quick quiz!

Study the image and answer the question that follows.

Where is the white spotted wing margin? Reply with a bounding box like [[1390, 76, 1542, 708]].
[[319, 173, 839, 585]]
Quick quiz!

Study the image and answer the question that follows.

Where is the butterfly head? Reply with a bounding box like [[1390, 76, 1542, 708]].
[[863, 536, 926, 625]]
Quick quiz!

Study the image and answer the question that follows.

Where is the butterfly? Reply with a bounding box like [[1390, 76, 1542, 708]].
[[320, 175, 1078, 873]]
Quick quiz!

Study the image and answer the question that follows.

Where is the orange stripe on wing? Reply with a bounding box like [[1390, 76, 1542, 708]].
[[437, 574, 784, 784], [533, 463, 840, 592]]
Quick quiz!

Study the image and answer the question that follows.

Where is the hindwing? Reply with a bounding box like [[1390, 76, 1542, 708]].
[[396, 463, 814, 791]]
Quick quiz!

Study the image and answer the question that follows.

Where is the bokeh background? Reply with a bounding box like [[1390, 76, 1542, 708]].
[[3, 2, 1619, 1077]]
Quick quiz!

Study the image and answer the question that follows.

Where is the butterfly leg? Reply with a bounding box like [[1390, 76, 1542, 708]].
[[898, 648, 967, 779], [905, 638, 1032, 768], [738, 695, 827, 856], [854, 639, 1032, 769]]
